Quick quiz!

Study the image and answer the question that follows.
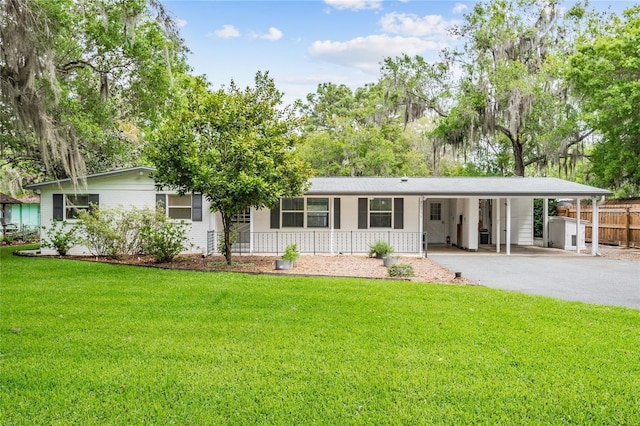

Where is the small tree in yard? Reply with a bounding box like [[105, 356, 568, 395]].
[[149, 73, 311, 264]]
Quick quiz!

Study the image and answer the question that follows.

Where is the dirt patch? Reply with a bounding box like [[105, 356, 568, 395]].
[[62, 253, 475, 285]]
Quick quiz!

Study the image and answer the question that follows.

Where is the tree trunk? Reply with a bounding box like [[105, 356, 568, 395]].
[[222, 214, 233, 265], [512, 138, 525, 177]]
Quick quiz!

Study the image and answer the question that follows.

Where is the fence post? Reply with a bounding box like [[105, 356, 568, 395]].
[[626, 207, 631, 248]]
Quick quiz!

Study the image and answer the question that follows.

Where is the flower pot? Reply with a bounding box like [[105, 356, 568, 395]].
[[275, 259, 293, 270], [382, 256, 399, 267]]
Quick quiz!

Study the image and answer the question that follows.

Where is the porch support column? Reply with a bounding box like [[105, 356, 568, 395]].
[[506, 198, 511, 256], [543, 198, 549, 248], [330, 197, 335, 255], [418, 197, 424, 256], [591, 196, 599, 256], [495, 198, 501, 253], [576, 198, 581, 254], [249, 208, 254, 254]]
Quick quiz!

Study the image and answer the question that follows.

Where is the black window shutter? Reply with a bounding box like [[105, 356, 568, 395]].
[[192, 194, 203, 222], [358, 198, 368, 229], [155, 194, 166, 212], [333, 198, 341, 229], [270, 205, 280, 229], [88, 194, 99, 212], [53, 194, 63, 220], [394, 198, 404, 229]]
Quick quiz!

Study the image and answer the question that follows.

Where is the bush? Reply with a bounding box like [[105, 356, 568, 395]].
[[140, 216, 191, 263], [368, 240, 394, 258], [282, 244, 299, 262], [77, 205, 153, 258], [388, 263, 414, 277], [40, 220, 78, 256]]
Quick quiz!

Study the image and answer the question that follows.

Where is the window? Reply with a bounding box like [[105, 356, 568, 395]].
[[282, 197, 304, 227], [156, 193, 202, 221], [65, 195, 90, 219], [370, 198, 392, 228], [54, 194, 99, 220], [167, 194, 192, 220], [430, 202, 442, 221], [278, 197, 330, 228], [306, 198, 329, 228]]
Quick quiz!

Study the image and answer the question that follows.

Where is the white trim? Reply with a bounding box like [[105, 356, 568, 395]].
[[506, 198, 511, 256], [576, 198, 581, 254], [543, 198, 549, 248]]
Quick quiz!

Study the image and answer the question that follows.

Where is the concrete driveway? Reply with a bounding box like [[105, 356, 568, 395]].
[[429, 249, 640, 309]]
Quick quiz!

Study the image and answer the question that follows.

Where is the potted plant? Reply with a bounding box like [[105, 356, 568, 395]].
[[382, 255, 400, 267], [368, 240, 394, 259], [275, 243, 299, 270]]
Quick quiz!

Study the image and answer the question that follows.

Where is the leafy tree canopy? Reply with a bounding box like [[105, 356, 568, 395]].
[[148, 72, 311, 264], [0, 0, 187, 192], [568, 5, 640, 196]]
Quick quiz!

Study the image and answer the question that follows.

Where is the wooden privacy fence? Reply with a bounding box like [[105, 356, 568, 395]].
[[557, 205, 640, 247]]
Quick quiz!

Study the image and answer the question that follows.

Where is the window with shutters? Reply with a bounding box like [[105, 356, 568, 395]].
[[369, 198, 392, 228], [64, 194, 96, 219], [306, 198, 329, 228], [282, 197, 304, 227], [167, 194, 192, 220]]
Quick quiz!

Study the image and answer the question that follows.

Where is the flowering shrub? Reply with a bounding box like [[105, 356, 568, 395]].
[[41, 220, 78, 256]]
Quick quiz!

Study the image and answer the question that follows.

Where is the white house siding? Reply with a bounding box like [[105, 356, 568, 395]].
[[226, 195, 424, 255], [38, 171, 213, 255]]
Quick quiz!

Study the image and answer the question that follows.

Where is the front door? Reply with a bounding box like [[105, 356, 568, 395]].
[[425, 199, 447, 244]]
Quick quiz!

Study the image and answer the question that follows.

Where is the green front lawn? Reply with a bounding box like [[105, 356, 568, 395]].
[[1, 246, 639, 424]]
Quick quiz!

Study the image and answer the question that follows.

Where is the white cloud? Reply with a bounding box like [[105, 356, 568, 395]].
[[324, 0, 383, 11], [213, 24, 240, 39], [175, 18, 187, 28], [309, 35, 441, 73], [379, 12, 459, 38], [452, 3, 468, 14], [260, 27, 283, 41]]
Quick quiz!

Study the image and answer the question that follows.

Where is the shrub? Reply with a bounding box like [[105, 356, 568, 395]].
[[388, 263, 414, 277], [140, 216, 191, 263], [368, 240, 394, 258], [40, 220, 78, 256], [282, 244, 299, 262], [77, 205, 154, 258]]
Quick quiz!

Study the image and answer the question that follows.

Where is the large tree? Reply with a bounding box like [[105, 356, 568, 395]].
[[0, 0, 186, 191], [568, 6, 640, 196], [299, 82, 430, 177], [382, 0, 592, 177], [148, 73, 311, 264]]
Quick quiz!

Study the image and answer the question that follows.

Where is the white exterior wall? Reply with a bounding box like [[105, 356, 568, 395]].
[[38, 171, 214, 255], [493, 197, 534, 246]]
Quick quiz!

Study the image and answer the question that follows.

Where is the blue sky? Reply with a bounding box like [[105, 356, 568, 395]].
[[161, 0, 634, 106]]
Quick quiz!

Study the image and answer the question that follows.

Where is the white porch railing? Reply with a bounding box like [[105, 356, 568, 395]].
[[207, 231, 428, 257]]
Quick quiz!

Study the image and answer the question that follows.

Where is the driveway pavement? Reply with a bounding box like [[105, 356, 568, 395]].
[[429, 251, 640, 309]]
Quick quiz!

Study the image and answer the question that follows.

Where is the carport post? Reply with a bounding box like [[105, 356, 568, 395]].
[[591, 196, 599, 256], [576, 198, 581, 254], [495, 198, 500, 253], [506, 198, 511, 256], [543, 198, 549, 248]]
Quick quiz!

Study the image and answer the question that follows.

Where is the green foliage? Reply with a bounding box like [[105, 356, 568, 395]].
[[368, 240, 394, 258], [3, 246, 639, 424], [148, 72, 311, 264], [77, 205, 149, 258], [568, 6, 640, 195], [282, 244, 299, 262], [388, 263, 415, 277], [0, 0, 188, 185], [139, 217, 191, 263], [533, 199, 558, 237], [217, 228, 237, 256], [40, 220, 78, 256]]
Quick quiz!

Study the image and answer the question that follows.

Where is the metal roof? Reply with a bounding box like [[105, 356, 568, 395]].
[[25, 166, 612, 198], [306, 177, 612, 198]]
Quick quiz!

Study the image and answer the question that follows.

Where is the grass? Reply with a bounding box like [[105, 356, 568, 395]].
[[1, 245, 639, 425]]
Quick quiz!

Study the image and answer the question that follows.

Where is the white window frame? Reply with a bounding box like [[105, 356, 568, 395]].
[[281, 197, 330, 228], [281, 197, 304, 228], [369, 197, 392, 228], [65, 194, 91, 220], [167, 194, 192, 220], [306, 198, 329, 228]]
